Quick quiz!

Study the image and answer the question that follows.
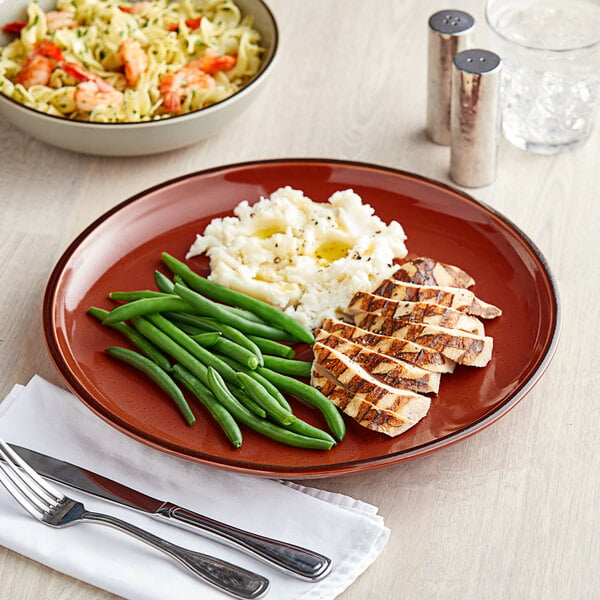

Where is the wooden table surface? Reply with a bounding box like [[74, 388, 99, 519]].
[[1, 1, 598, 598]]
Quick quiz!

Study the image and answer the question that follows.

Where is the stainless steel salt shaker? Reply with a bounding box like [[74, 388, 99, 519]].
[[426, 10, 475, 145], [450, 49, 502, 188]]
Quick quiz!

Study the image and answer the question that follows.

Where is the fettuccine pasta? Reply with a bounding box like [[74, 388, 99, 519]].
[[0, 0, 264, 122]]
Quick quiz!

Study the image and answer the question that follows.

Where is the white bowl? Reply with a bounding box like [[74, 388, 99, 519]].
[[0, 0, 278, 156]]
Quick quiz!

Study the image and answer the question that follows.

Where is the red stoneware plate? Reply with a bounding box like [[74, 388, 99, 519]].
[[43, 159, 560, 479]]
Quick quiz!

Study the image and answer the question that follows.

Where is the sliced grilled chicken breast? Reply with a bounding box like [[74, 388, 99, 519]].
[[345, 292, 485, 335], [352, 313, 493, 367], [320, 318, 455, 373], [393, 257, 475, 288], [312, 373, 427, 437], [311, 344, 430, 437], [314, 329, 441, 394], [372, 279, 502, 319]]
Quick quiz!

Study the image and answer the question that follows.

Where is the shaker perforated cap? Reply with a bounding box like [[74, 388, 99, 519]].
[[426, 10, 475, 145], [454, 48, 501, 75], [428, 10, 474, 35]]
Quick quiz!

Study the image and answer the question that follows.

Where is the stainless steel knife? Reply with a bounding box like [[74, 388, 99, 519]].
[[9, 445, 332, 581]]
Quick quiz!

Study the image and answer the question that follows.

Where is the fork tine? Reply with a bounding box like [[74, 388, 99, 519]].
[[0, 456, 47, 519], [0, 439, 63, 502], [0, 439, 62, 510], [0, 444, 53, 511]]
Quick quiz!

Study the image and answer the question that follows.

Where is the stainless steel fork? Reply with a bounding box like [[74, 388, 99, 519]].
[[0, 438, 269, 599]]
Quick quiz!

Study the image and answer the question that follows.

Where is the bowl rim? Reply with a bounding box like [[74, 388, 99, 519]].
[[0, 0, 279, 128]]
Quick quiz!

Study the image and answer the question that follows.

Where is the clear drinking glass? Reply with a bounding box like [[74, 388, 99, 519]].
[[485, 0, 600, 154]]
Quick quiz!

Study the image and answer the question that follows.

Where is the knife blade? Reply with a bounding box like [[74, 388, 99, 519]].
[[9, 444, 331, 581]]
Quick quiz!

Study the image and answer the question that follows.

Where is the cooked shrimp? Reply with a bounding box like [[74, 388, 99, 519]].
[[159, 61, 215, 113], [61, 61, 117, 93], [15, 55, 54, 88], [119, 2, 152, 16], [61, 61, 124, 111], [118, 39, 147, 87], [197, 52, 237, 75], [45, 10, 78, 31], [14, 40, 64, 88], [33, 40, 64, 62], [73, 80, 124, 111]]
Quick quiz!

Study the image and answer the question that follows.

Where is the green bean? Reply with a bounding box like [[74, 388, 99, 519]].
[[162, 252, 314, 344], [173, 275, 269, 327], [170, 322, 207, 336], [219, 304, 272, 325], [143, 313, 240, 387], [87, 307, 172, 372], [164, 312, 221, 332], [283, 416, 336, 444], [248, 335, 295, 359], [218, 357, 334, 443], [235, 389, 267, 419], [154, 270, 175, 293], [192, 333, 261, 369], [104, 346, 195, 426], [102, 295, 190, 325], [206, 368, 333, 450], [172, 283, 294, 341], [109, 290, 168, 302], [172, 274, 189, 288], [262, 355, 312, 377], [171, 365, 242, 448], [164, 312, 263, 358], [237, 372, 296, 426], [257, 367, 346, 442], [216, 355, 292, 412], [131, 316, 210, 387], [192, 331, 221, 347]]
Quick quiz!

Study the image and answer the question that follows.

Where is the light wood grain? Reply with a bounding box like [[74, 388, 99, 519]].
[[1, 0, 599, 598]]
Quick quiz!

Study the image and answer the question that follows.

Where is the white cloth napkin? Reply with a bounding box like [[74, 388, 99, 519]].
[[0, 376, 389, 600]]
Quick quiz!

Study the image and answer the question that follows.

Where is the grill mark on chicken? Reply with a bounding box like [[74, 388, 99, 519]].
[[311, 363, 430, 437], [312, 343, 431, 405], [313, 329, 440, 393], [320, 318, 455, 373], [372, 279, 502, 319], [345, 292, 485, 335], [352, 314, 493, 367], [317, 385, 425, 437], [394, 257, 475, 288]]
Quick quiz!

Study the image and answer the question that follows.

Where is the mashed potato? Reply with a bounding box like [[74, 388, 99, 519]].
[[187, 186, 408, 329]]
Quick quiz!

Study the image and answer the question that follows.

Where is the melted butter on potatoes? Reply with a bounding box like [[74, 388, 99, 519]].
[[187, 187, 408, 329]]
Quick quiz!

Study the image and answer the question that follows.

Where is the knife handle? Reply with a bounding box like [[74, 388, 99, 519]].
[[157, 503, 332, 581]]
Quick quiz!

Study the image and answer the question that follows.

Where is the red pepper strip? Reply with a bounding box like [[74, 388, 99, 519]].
[[166, 17, 202, 32], [2, 21, 27, 34]]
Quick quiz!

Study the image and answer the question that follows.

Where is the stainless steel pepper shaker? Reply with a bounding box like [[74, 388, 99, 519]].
[[426, 10, 475, 145], [450, 49, 502, 188]]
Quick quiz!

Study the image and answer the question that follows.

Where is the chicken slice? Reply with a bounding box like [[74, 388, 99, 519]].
[[320, 318, 455, 373], [312, 372, 427, 437], [312, 342, 431, 405], [314, 329, 441, 394], [345, 292, 485, 335], [352, 313, 493, 367], [372, 279, 502, 319], [393, 257, 475, 288], [311, 345, 430, 437]]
